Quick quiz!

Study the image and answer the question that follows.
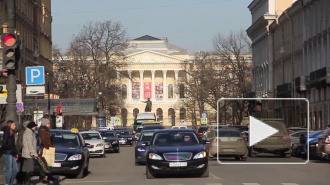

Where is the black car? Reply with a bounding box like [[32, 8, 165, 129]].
[[197, 126, 209, 138], [36, 130, 89, 178], [116, 130, 134, 146], [99, 130, 120, 153], [135, 130, 155, 165], [146, 129, 208, 179], [142, 124, 165, 131]]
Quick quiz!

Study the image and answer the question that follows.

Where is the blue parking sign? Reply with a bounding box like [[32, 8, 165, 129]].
[[26, 66, 45, 85]]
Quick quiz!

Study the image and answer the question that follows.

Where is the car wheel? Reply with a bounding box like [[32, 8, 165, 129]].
[[249, 148, 257, 158], [146, 166, 155, 179], [102, 154, 106, 158], [75, 163, 85, 178], [116, 148, 120, 153], [200, 165, 209, 177], [235, 156, 240, 161], [83, 161, 89, 176]]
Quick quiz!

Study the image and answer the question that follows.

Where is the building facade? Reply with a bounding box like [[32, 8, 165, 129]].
[[118, 35, 190, 127], [0, 0, 52, 92], [248, 0, 330, 129]]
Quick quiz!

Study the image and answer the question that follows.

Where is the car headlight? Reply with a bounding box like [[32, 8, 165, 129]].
[[67, 154, 82, 161], [112, 140, 118, 144], [193, 151, 206, 159], [96, 143, 104, 147], [137, 148, 146, 152], [148, 153, 163, 160]]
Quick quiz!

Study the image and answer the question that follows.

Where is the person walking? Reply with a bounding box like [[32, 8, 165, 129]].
[[1, 120, 19, 185], [39, 118, 56, 183], [22, 121, 38, 184], [16, 121, 30, 184]]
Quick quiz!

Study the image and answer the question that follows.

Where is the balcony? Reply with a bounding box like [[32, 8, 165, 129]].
[[309, 66, 330, 89], [295, 76, 309, 93], [276, 83, 291, 98]]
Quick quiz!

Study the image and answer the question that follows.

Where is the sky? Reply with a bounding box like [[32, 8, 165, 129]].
[[52, 0, 252, 53]]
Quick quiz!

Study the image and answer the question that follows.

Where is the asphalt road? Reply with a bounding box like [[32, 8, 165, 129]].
[[1, 146, 328, 185]]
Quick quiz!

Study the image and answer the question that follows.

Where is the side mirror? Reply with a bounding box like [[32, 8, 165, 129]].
[[103, 137, 107, 140]]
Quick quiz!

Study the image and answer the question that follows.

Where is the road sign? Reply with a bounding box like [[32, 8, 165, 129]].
[[56, 116, 63, 128], [16, 103, 23, 112], [34, 111, 44, 127], [0, 84, 22, 104], [249, 116, 279, 147], [202, 113, 207, 118], [114, 117, 121, 126], [26, 86, 45, 96], [26, 66, 45, 85], [201, 118, 208, 124]]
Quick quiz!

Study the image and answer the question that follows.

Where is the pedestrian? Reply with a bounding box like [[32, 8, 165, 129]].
[[22, 121, 39, 184], [16, 121, 30, 184], [38, 118, 56, 183], [1, 120, 19, 185]]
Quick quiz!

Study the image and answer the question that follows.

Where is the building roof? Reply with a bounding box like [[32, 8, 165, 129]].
[[126, 35, 188, 56]]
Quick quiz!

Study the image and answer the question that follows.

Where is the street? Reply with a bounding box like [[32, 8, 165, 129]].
[[45, 146, 329, 185]]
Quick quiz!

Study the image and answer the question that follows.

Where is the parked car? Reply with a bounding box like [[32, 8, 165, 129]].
[[116, 130, 134, 146], [197, 126, 209, 139], [171, 126, 188, 129], [80, 131, 106, 157], [99, 130, 120, 153], [317, 128, 330, 159], [135, 130, 155, 165], [287, 127, 307, 134], [249, 120, 291, 158], [146, 129, 208, 179], [290, 130, 310, 156], [35, 130, 90, 178], [204, 128, 247, 161]]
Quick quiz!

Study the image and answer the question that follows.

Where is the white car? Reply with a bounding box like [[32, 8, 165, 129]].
[[80, 131, 105, 158], [171, 126, 188, 129]]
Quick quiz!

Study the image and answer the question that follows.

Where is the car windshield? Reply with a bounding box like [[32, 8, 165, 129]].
[[153, 132, 199, 146], [140, 132, 154, 142], [81, 133, 101, 140], [216, 130, 241, 137], [51, 133, 81, 147], [117, 131, 129, 136], [100, 131, 115, 137]]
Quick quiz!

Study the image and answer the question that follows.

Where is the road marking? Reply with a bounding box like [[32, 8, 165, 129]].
[[282, 183, 300, 185], [206, 183, 223, 185], [168, 184, 184, 185], [242, 183, 260, 185], [63, 180, 122, 184], [210, 173, 221, 179]]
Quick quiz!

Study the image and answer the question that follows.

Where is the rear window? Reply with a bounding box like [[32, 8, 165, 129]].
[[264, 121, 288, 132], [216, 130, 241, 137], [143, 126, 164, 130], [198, 127, 208, 133], [140, 132, 154, 142]]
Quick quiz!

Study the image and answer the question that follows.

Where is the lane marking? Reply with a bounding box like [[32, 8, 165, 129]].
[[206, 183, 223, 185], [64, 180, 122, 184], [242, 183, 260, 185], [282, 184, 300, 185], [210, 173, 221, 179]]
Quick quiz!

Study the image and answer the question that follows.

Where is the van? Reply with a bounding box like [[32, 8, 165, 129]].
[[134, 112, 156, 131]]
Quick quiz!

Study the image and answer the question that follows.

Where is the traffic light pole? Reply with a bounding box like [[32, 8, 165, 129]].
[[5, 0, 18, 124]]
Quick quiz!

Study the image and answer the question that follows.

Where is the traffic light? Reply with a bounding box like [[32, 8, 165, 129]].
[[1, 33, 20, 70]]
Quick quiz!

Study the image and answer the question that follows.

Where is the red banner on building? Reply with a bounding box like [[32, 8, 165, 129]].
[[144, 82, 152, 99]]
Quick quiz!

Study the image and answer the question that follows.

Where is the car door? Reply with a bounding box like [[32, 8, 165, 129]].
[[79, 133, 89, 168]]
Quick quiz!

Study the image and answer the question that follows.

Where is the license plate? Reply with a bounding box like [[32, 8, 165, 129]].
[[223, 149, 235, 152], [169, 162, 187, 167], [52, 163, 61, 167]]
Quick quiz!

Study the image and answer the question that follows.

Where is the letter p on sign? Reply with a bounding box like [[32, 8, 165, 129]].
[[26, 66, 45, 85]]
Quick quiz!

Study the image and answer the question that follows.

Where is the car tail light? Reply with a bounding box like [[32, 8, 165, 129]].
[[198, 133, 203, 136], [288, 130, 293, 134], [282, 134, 290, 141], [325, 137, 330, 145]]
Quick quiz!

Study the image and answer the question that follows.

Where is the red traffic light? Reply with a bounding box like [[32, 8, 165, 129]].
[[3, 34, 16, 47]]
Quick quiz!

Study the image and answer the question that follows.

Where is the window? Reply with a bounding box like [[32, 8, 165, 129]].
[[179, 84, 185, 98], [168, 84, 173, 98], [122, 84, 127, 99]]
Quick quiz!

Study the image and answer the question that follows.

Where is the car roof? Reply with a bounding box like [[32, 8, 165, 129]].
[[216, 128, 241, 132], [80, 131, 100, 134], [153, 129, 195, 133], [99, 130, 115, 132], [141, 130, 156, 133], [51, 129, 78, 133]]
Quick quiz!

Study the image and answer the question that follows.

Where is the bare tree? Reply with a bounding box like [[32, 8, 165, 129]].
[[53, 21, 128, 128]]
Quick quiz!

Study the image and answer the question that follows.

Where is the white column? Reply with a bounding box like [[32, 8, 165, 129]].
[[128, 70, 132, 102], [175, 70, 179, 99], [151, 70, 155, 101], [163, 70, 167, 102], [139, 70, 144, 101]]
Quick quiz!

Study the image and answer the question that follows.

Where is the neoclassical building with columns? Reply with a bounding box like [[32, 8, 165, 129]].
[[118, 35, 191, 127]]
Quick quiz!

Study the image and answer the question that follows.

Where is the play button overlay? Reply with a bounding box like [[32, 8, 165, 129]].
[[249, 116, 279, 146]]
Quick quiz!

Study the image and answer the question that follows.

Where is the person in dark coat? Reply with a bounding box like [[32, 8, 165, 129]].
[[1, 120, 19, 185], [22, 121, 38, 184]]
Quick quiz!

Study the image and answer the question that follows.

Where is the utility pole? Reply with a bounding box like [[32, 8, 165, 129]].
[[5, 0, 18, 125]]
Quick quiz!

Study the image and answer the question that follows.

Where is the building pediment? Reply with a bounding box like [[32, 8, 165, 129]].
[[126, 50, 186, 64]]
